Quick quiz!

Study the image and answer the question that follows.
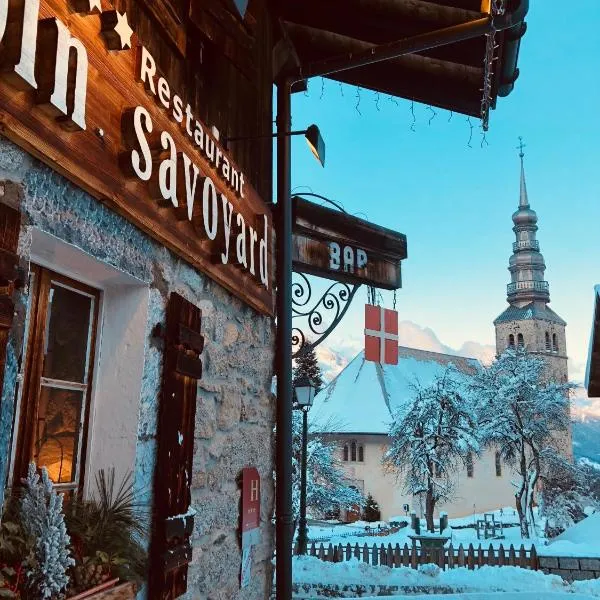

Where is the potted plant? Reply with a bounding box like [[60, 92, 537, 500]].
[[64, 469, 146, 599]]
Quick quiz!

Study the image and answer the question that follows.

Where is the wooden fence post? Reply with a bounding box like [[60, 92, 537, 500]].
[[354, 543, 360, 560], [387, 543, 394, 567], [477, 544, 484, 568], [363, 543, 369, 564], [488, 544, 495, 567], [467, 544, 475, 570], [457, 544, 465, 568], [310, 542, 316, 557], [498, 544, 505, 567], [410, 544, 417, 569], [530, 545, 538, 570], [508, 545, 516, 566], [327, 543, 334, 562], [448, 544, 454, 569], [318, 544, 325, 560]]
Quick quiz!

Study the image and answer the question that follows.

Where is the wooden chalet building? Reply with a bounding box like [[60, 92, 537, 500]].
[[0, 0, 528, 598]]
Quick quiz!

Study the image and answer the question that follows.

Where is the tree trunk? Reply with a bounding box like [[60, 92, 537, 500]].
[[425, 485, 436, 533], [515, 445, 530, 538]]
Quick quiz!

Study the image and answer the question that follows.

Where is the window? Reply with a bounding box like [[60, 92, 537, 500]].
[[517, 333, 524, 348], [351, 441, 357, 462], [358, 445, 364, 462], [13, 266, 99, 495], [552, 333, 558, 353], [495, 451, 502, 477], [466, 452, 474, 478], [545, 332, 551, 351], [508, 334, 515, 348], [435, 462, 443, 478], [343, 444, 349, 462]]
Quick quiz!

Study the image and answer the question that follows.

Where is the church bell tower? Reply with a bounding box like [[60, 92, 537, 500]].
[[493, 139, 569, 387]]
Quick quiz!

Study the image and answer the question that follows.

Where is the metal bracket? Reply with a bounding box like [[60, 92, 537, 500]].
[[291, 271, 360, 358]]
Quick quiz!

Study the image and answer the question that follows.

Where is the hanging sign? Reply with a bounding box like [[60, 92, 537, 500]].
[[240, 467, 261, 588], [292, 197, 407, 289], [364, 304, 399, 365], [0, 0, 274, 316]]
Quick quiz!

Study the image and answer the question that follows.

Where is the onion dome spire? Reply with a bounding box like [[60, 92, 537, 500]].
[[506, 138, 550, 305]]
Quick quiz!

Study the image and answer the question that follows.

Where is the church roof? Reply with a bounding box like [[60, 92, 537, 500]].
[[310, 346, 478, 435], [493, 302, 566, 326]]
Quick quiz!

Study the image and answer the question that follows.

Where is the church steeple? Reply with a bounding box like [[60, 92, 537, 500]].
[[506, 138, 550, 306]]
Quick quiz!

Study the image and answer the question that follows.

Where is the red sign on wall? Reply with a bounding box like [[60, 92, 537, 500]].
[[242, 467, 260, 534]]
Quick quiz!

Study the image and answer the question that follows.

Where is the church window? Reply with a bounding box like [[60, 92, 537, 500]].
[[358, 445, 364, 462], [508, 334, 515, 348], [495, 451, 502, 477], [552, 333, 558, 353], [466, 452, 474, 478], [517, 333, 524, 348], [545, 332, 551, 351], [343, 444, 349, 462], [351, 441, 357, 462]]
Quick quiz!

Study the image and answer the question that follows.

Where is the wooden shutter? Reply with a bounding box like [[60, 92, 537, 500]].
[[150, 293, 204, 599], [0, 197, 22, 398]]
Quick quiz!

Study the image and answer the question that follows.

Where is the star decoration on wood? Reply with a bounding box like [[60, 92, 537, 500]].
[[72, 0, 102, 13], [100, 10, 134, 51]]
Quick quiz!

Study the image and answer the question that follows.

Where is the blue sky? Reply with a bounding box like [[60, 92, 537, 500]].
[[286, 1, 600, 392]]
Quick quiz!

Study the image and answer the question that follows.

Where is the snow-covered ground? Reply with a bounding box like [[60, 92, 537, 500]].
[[293, 556, 600, 598], [307, 508, 543, 550]]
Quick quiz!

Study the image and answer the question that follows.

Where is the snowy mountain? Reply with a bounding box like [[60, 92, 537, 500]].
[[316, 320, 495, 383], [573, 418, 600, 466]]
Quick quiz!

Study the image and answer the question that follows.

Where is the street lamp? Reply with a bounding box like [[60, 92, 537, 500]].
[[293, 375, 316, 555], [224, 124, 325, 167]]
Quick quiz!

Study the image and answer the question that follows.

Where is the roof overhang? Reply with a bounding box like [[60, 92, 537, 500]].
[[585, 286, 600, 397], [273, 0, 528, 126]]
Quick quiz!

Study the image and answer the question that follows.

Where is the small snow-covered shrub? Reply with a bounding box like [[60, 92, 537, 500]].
[[20, 464, 74, 599]]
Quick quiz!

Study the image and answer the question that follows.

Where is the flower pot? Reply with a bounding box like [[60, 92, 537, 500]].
[[69, 579, 136, 600]]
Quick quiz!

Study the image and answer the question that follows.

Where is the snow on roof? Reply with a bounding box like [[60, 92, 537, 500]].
[[542, 512, 600, 558], [310, 346, 479, 435]]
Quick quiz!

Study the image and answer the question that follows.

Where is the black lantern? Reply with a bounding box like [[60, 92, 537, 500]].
[[294, 375, 316, 408]]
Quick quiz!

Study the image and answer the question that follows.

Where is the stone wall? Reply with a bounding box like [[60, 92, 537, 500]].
[[539, 556, 600, 582], [0, 135, 275, 600]]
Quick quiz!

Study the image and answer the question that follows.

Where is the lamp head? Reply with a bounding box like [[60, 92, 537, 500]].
[[294, 375, 316, 408], [305, 124, 325, 168]]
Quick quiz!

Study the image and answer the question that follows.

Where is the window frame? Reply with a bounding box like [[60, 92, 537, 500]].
[[495, 451, 502, 477], [358, 445, 364, 462], [466, 451, 474, 478], [12, 265, 100, 495]]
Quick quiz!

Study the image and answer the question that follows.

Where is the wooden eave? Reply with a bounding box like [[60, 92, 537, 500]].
[[587, 290, 600, 398], [273, 0, 528, 119]]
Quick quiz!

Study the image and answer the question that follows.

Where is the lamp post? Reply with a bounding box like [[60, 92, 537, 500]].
[[293, 375, 316, 555]]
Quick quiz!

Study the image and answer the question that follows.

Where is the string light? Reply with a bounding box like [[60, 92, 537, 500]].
[[374, 91, 381, 111], [388, 95, 399, 106], [427, 105, 436, 125], [410, 101, 416, 132], [480, 0, 506, 131], [467, 116, 474, 148], [320, 77, 325, 100], [448, 110, 453, 123], [339, 82, 344, 97], [355, 86, 362, 116]]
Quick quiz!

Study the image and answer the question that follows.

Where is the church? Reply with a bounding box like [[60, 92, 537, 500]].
[[311, 149, 570, 521]]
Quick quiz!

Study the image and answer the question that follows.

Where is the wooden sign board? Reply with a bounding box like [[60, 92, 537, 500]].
[[0, 0, 274, 316], [292, 197, 407, 289]]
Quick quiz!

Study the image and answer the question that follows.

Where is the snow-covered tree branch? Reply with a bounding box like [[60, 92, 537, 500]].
[[384, 366, 479, 532], [469, 347, 575, 538]]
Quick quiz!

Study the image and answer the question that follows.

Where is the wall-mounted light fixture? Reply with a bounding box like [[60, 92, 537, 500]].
[[225, 124, 325, 167]]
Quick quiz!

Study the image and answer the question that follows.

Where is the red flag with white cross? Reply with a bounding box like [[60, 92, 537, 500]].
[[364, 304, 399, 365]]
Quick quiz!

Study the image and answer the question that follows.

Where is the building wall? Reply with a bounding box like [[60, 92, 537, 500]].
[[0, 137, 275, 599], [334, 435, 517, 522]]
